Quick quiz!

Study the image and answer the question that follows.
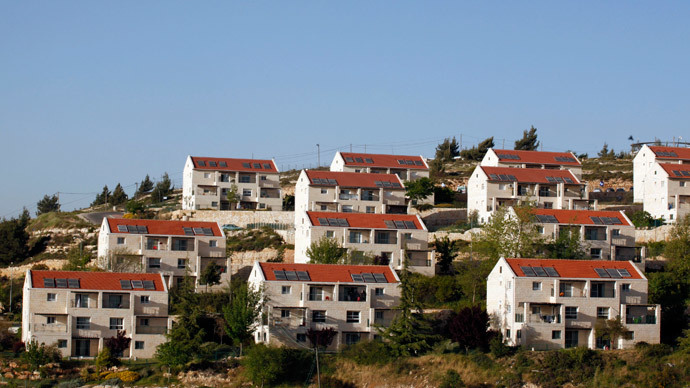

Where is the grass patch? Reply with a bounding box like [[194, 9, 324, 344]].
[[27, 212, 92, 232]]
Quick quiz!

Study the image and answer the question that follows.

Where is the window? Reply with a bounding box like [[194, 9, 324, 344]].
[[117, 237, 125, 245], [211, 201, 218, 208], [531, 306, 541, 315], [47, 293, 56, 302], [515, 314, 524, 323], [148, 258, 161, 268], [140, 318, 149, 326], [321, 188, 328, 194], [506, 304, 511, 313], [210, 240, 217, 247], [76, 317, 90, 329], [622, 284, 631, 292], [346, 311, 360, 323], [57, 340, 67, 348], [173, 239, 189, 251], [260, 175, 267, 181], [375, 310, 384, 320], [177, 259, 186, 269], [342, 205, 353, 213], [135, 341, 145, 350], [140, 295, 150, 304], [281, 309, 291, 318], [597, 307, 609, 319], [537, 226, 544, 234], [366, 206, 375, 214], [565, 307, 578, 319], [403, 233, 412, 241], [543, 202, 553, 209], [312, 310, 326, 323], [681, 181, 686, 187], [345, 332, 361, 345], [552, 330, 561, 340], [559, 282, 573, 297], [204, 173, 211, 179], [349, 231, 362, 244], [375, 288, 384, 296], [539, 187, 551, 197], [612, 229, 621, 237], [533, 282, 541, 291], [296, 333, 307, 343], [46, 316, 56, 324], [590, 248, 602, 259], [320, 205, 328, 211], [110, 318, 124, 330], [75, 294, 89, 308], [309, 287, 324, 301], [242, 189, 252, 197], [375, 231, 390, 244], [281, 286, 291, 295], [506, 329, 511, 338], [239, 176, 251, 183], [326, 230, 334, 238], [516, 330, 522, 339]]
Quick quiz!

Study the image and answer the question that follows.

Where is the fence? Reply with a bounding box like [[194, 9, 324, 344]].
[[246, 222, 293, 231]]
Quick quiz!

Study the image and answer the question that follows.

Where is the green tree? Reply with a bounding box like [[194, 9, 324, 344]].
[[94, 347, 116, 370], [448, 306, 491, 352], [405, 177, 435, 205], [546, 226, 587, 259], [226, 184, 240, 209], [627, 210, 656, 228], [36, 194, 60, 215], [223, 283, 265, 355], [459, 137, 494, 161], [22, 340, 60, 370], [0, 214, 30, 265], [435, 137, 460, 163], [104, 330, 131, 359], [514, 126, 540, 150], [61, 245, 93, 271], [282, 194, 295, 211], [473, 205, 541, 260], [594, 316, 629, 349], [151, 173, 173, 203], [306, 236, 347, 264], [598, 143, 616, 159], [135, 174, 154, 198], [199, 261, 223, 291], [110, 183, 128, 205], [434, 236, 457, 274], [91, 185, 111, 207], [242, 344, 284, 387]]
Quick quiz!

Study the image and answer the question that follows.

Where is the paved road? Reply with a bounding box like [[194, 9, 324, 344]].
[[79, 211, 124, 225]]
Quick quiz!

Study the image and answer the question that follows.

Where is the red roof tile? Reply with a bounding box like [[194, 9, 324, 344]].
[[531, 209, 631, 226], [190, 156, 278, 173], [480, 166, 580, 184], [306, 212, 424, 230], [505, 258, 643, 279], [658, 163, 690, 179], [339, 152, 428, 169], [305, 170, 404, 189], [30, 270, 166, 291], [648, 146, 690, 161], [107, 218, 223, 237], [491, 149, 581, 166], [258, 262, 398, 283]]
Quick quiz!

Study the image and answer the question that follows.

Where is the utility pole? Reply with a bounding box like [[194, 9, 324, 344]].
[[9, 262, 13, 314], [316, 144, 320, 167]]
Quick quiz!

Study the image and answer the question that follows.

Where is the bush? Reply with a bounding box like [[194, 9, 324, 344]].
[[340, 340, 393, 365], [242, 345, 311, 386], [319, 376, 356, 388], [226, 227, 284, 253], [57, 379, 84, 388], [22, 340, 61, 370], [117, 370, 140, 383], [438, 370, 465, 388]]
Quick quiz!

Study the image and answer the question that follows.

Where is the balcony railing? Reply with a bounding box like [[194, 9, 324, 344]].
[[339, 194, 359, 200], [626, 315, 657, 324], [34, 323, 67, 333], [136, 325, 168, 334]]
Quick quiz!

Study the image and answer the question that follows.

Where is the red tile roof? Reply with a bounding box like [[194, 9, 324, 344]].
[[29, 270, 166, 291], [648, 146, 690, 161], [480, 166, 580, 184], [491, 149, 581, 166], [306, 211, 424, 230], [505, 258, 643, 279], [339, 152, 428, 169], [190, 156, 278, 173], [304, 170, 404, 189], [258, 262, 398, 283], [658, 163, 690, 179], [107, 218, 223, 237], [531, 209, 632, 226]]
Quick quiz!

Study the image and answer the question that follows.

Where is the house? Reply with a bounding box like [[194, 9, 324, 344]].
[[294, 212, 435, 275], [22, 270, 170, 359], [468, 166, 593, 223], [481, 149, 582, 180], [97, 218, 228, 291], [633, 145, 690, 205], [641, 163, 690, 222], [525, 208, 639, 263], [294, 170, 408, 216], [487, 258, 660, 350], [330, 152, 429, 182], [182, 156, 282, 211], [249, 262, 400, 349]]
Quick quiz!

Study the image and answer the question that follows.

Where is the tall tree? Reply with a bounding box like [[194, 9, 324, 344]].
[[459, 137, 494, 161], [223, 282, 265, 355], [36, 194, 60, 216], [434, 236, 457, 274], [594, 316, 629, 349], [151, 173, 172, 203], [91, 185, 111, 207], [546, 226, 587, 259], [435, 137, 460, 163], [200, 261, 223, 291], [0, 215, 30, 265], [306, 236, 347, 264], [135, 175, 154, 198], [405, 177, 435, 206], [110, 183, 128, 205], [514, 126, 540, 150], [104, 330, 132, 358], [448, 306, 492, 352], [226, 184, 240, 210], [473, 205, 541, 260], [598, 143, 616, 159]]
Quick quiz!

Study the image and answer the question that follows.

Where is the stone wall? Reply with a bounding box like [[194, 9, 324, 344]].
[[412, 208, 466, 231], [635, 225, 674, 243], [229, 249, 295, 280], [171, 209, 295, 226]]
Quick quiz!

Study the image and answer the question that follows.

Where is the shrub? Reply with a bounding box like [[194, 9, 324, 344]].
[[22, 340, 61, 370], [438, 370, 465, 388], [319, 376, 356, 388], [340, 340, 393, 365], [57, 379, 83, 388], [117, 370, 140, 383]]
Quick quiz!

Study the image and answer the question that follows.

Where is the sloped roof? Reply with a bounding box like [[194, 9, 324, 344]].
[[479, 166, 580, 184], [505, 258, 643, 279], [658, 163, 690, 179], [648, 146, 690, 161], [190, 156, 278, 173], [339, 152, 428, 169], [29, 270, 166, 291], [258, 262, 398, 283], [304, 170, 404, 189], [490, 149, 581, 166], [530, 209, 631, 226], [106, 218, 223, 237], [306, 211, 424, 230]]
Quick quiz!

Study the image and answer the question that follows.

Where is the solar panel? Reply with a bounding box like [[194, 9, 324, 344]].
[[242, 162, 251, 168], [55, 278, 68, 288], [296, 271, 311, 281], [193, 227, 204, 235], [143, 280, 155, 290], [384, 220, 396, 228], [127, 225, 137, 233], [564, 177, 574, 184], [208, 161, 217, 167], [533, 267, 548, 277], [327, 218, 338, 226], [317, 218, 328, 226], [355, 158, 364, 163], [197, 160, 206, 167], [351, 274, 364, 282], [594, 268, 610, 278], [406, 160, 414, 165], [536, 214, 558, 223], [285, 271, 299, 281], [394, 221, 406, 228], [414, 160, 423, 166], [366, 158, 374, 163], [337, 218, 349, 227], [544, 267, 560, 277], [673, 170, 682, 176], [44, 278, 55, 288], [618, 269, 631, 277], [264, 163, 272, 169], [499, 174, 509, 180], [120, 280, 133, 290], [590, 217, 604, 225], [669, 151, 678, 157], [253, 163, 262, 169], [404, 221, 416, 229], [489, 174, 499, 180], [131, 280, 144, 288], [507, 175, 517, 181], [345, 157, 354, 163], [683, 171, 690, 177], [602, 218, 613, 225], [362, 273, 376, 283], [373, 273, 387, 282], [117, 225, 128, 233], [606, 268, 622, 278], [610, 217, 622, 225], [203, 228, 214, 236], [497, 153, 521, 160], [183, 227, 194, 235], [554, 177, 564, 183], [328, 179, 338, 185], [546, 177, 556, 183], [375, 181, 383, 187], [555, 156, 577, 163], [382, 181, 392, 187], [68, 279, 80, 288], [520, 267, 536, 276], [392, 182, 402, 188], [274, 270, 287, 280], [219, 161, 227, 167], [137, 226, 148, 234]]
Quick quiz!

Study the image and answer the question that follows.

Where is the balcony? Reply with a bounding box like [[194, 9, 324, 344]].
[[136, 325, 168, 335], [339, 286, 367, 302], [34, 323, 67, 333], [74, 329, 100, 338], [103, 294, 131, 309], [529, 314, 561, 324], [339, 193, 359, 200], [626, 315, 656, 324], [565, 320, 592, 329]]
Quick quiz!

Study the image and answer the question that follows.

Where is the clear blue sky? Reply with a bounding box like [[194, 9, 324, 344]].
[[2, 1, 689, 217]]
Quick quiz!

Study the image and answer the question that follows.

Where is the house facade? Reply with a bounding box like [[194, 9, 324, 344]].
[[294, 170, 408, 216], [642, 163, 690, 222], [330, 152, 429, 181], [487, 258, 660, 350], [22, 270, 170, 359], [97, 218, 228, 291], [249, 262, 400, 350], [633, 145, 690, 204], [481, 149, 582, 180], [468, 166, 593, 223], [294, 212, 435, 275], [182, 156, 282, 211]]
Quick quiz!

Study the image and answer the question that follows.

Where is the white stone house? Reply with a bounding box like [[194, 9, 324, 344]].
[[642, 163, 690, 222], [633, 145, 690, 204], [330, 152, 429, 181], [97, 218, 228, 291], [22, 270, 171, 359], [249, 262, 400, 350], [487, 258, 660, 350], [481, 149, 582, 180], [182, 156, 282, 211]]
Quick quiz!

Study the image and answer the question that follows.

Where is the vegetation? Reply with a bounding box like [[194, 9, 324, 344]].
[[61, 245, 94, 271], [91, 185, 111, 207], [22, 340, 61, 370], [459, 136, 494, 161], [150, 172, 173, 203], [223, 283, 264, 355], [134, 174, 154, 198], [544, 226, 587, 259], [225, 183, 240, 209], [226, 227, 285, 253], [473, 205, 541, 260], [199, 261, 223, 290], [435, 137, 460, 163], [306, 236, 347, 264], [514, 125, 539, 150], [282, 194, 295, 211], [110, 183, 128, 205], [0, 209, 30, 265], [433, 236, 457, 274], [404, 177, 435, 206], [36, 194, 60, 215]]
